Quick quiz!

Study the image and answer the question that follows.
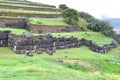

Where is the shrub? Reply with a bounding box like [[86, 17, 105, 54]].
[[62, 8, 79, 25]]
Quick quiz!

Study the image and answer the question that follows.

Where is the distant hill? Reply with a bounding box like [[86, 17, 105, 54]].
[[101, 17, 120, 34]]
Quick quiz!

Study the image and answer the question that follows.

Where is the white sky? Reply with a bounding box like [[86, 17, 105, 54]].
[[28, 0, 120, 19]]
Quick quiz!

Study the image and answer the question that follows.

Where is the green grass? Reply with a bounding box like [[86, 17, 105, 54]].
[[0, 8, 60, 14], [29, 18, 68, 26], [52, 32, 113, 45], [0, 27, 30, 35], [0, 46, 120, 80], [0, 16, 22, 18], [0, 0, 55, 8], [0, 2, 56, 9]]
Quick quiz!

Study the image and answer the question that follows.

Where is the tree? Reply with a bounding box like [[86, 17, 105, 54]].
[[61, 8, 79, 25], [59, 4, 68, 10], [79, 11, 95, 22]]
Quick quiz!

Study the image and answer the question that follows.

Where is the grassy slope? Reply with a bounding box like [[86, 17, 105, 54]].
[[0, 0, 55, 8], [0, 46, 120, 80], [0, 3, 56, 8], [0, 1, 120, 80]]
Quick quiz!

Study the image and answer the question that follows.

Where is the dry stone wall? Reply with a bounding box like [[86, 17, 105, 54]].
[[0, 30, 11, 47], [0, 18, 20, 26], [0, 31, 117, 55]]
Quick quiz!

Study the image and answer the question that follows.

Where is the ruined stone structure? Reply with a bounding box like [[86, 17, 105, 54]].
[[0, 30, 11, 47], [5, 18, 30, 29], [0, 31, 117, 56], [0, 18, 82, 33]]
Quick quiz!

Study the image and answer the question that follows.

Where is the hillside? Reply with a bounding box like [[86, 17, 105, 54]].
[[0, 0, 120, 80], [101, 17, 120, 34]]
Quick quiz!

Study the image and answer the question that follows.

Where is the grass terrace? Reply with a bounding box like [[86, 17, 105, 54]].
[[0, 8, 60, 14], [0, 27, 113, 45], [0, 0, 56, 8], [52, 32, 114, 45], [29, 18, 68, 26], [0, 16, 22, 19], [0, 3, 57, 9], [0, 27, 32, 35]]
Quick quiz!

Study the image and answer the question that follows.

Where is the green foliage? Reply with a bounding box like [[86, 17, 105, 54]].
[[62, 8, 79, 25], [79, 11, 120, 44], [79, 11, 95, 23], [87, 20, 113, 33], [59, 4, 68, 10], [111, 33, 120, 44]]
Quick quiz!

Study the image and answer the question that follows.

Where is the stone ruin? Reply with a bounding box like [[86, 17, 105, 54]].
[[0, 31, 118, 56], [5, 18, 30, 30], [61, 25, 78, 32], [0, 30, 11, 47]]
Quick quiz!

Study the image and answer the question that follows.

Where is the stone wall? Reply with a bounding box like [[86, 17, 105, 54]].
[[0, 18, 20, 26], [0, 31, 117, 55], [29, 24, 66, 33], [0, 18, 79, 33], [8, 33, 118, 55], [0, 30, 11, 47]]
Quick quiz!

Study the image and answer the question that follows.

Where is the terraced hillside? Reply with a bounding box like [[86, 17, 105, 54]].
[[0, 0, 68, 33], [0, 0, 120, 80]]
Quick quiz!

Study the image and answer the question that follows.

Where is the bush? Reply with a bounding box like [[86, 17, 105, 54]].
[[59, 4, 68, 10], [79, 11, 95, 23], [62, 8, 79, 25]]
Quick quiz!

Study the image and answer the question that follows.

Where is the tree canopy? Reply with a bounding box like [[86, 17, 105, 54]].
[[61, 8, 79, 25]]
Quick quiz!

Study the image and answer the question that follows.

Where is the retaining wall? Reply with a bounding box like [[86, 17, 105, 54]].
[[0, 18, 20, 26], [29, 24, 66, 33], [0, 31, 117, 55]]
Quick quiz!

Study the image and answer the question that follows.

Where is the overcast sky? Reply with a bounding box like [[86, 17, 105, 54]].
[[28, 0, 120, 19]]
